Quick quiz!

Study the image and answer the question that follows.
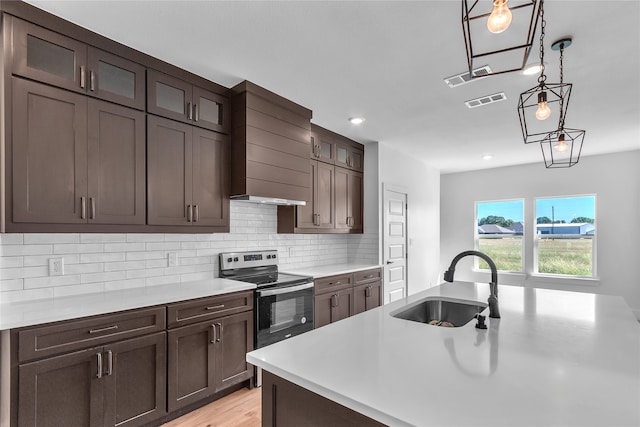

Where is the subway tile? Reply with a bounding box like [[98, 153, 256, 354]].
[[54, 244, 103, 254], [180, 241, 210, 250], [65, 263, 104, 275], [126, 234, 165, 243], [145, 259, 167, 269], [80, 253, 126, 263], [146, 275, 181, 287], [0, 257, 24, 268], [80, 233, 126, 243], [126, 268, 163, 279], [145, 242, 181, 251], [24, 275, 81, 289], [181, 271, 214, 283], [179, 256, 213, 266], [103, 242, 145, 252], [24, 234, 80, 244], [81, 271, 125, 284], [125, 251, 165, 261], [0, 278, 24, 292], [2, 245, 52, 256], [0, 234, 24, 245], [104, 261, 146, 272], [0, 266, 48, 280], [164, 234, 198, 242]]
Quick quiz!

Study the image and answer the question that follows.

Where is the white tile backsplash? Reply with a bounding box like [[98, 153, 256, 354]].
[[0, 202, 379, 302]]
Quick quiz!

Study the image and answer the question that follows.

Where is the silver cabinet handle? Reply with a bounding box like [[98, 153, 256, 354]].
[[90, 197, 96, 220], [365, 286, 372, 298], [328, 280, 342, 286], [210, 324, 216, 343], [187, 205, 193, 222], [89, 325, 118, 334], [194, 204, 199, 223], [330, 294, 338, 308], [80, 66, 86, 89], [96, 352, 103, 378], [194, 103, 199, 122], [187, 102, 192, 120], [106, 350, 113, 376], [206, 304, 225, 311], [81, 197, 87, 220], [216, 322, 223, 343], [90, 70, 96, 91]]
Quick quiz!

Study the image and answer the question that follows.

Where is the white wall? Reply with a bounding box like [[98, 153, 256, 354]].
[[378, 142, 440, 295], [440, 150, 640, 319], [0, 202, 378, 303]]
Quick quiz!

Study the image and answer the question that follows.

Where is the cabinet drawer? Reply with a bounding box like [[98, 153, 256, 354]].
[[167, 291, 253, 329], [18, 306, 166, 363], [354, 268, 382, 284], [315, 274, 353, 294]]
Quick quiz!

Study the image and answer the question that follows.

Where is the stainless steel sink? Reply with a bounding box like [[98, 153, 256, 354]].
[[390, 297, 487, 327]]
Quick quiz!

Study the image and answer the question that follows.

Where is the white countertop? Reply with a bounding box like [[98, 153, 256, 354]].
[[282, 263, 382, 278], [0, 279, 255, 330], [247, 282, 640, 427]]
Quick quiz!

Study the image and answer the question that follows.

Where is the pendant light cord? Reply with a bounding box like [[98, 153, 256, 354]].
[[537, 0, 546, 86], [558, 44, 565, 130]]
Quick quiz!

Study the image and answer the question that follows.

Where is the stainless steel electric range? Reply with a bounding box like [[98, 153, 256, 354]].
[[219, 250, 314, 350]]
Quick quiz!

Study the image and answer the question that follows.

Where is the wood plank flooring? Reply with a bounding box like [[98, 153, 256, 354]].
[[161, 387, 261, 427]]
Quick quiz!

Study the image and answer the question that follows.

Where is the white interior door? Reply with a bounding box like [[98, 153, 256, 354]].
[[383, 186, 407, 303]]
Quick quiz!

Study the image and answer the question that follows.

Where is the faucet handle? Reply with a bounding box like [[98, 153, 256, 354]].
[[474, 314, 487, 330]]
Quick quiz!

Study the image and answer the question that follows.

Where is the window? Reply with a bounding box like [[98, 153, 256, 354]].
[[535, 196, 596, 277], [475, 200, 524, 272]]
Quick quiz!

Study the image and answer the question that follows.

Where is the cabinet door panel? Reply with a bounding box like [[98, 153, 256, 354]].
[[334, 167, 349, 229], [349, 170, 364, 232], [193, 85, 229, 133], [18, 348, 102, 427], [147, 116, 193, 225], [296, 160, 318, 229], [12, 78, 88, 224], [87, 47, 145, 110], [103, 332, 167, 427], [87, 99, 146, 225], [192, 128, 229, 226], [147, 69, 192, 123], [167, 322, 215, 412], [314, 292, 333, 329], [351, 147, 364, 172], [215, 311, 254, 392], [316, 162, 334, 228], [314, 289, 353, 328], [354, 282, 382, 315], [11, 17, 87, 93], [332, 289, 353, 323]]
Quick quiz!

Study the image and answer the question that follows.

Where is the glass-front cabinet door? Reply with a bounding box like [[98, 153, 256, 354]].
[[87, 47, 145, 110], [147, 69, 193, 124], [193, 85, 229, 133], [11, 16, 87, 94]]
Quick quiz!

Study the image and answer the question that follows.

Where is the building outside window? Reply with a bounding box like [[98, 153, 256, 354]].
[[535, 195, 596, 277], [475, 199, 524, 272]]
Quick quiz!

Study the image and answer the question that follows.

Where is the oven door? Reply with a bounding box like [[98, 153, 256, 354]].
[[256, 282, 314, 348]]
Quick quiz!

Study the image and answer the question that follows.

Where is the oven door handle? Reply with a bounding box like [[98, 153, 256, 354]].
[[258, 282, 314, 297]]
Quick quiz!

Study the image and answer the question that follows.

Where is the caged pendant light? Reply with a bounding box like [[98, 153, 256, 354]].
[[517, 0, 573, 144], [540, 39, 586, 168], [462, 0, 541, 77]]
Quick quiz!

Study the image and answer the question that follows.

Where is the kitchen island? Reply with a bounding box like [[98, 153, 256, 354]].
[[247, 282, 640, 426]]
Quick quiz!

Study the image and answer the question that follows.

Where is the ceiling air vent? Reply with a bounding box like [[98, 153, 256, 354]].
[[464, 92, 507, 109], [443, 65, 492, 88]]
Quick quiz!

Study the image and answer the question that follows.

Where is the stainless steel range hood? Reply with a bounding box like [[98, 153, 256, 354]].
[[230, 195, 306, 206]]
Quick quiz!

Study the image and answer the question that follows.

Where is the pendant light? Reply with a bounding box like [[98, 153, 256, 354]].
[[462, 0, 541, 77], [517, 0, 572, 144], [540, 39, 586, 168]]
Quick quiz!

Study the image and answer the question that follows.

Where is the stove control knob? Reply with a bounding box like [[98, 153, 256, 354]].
[[266, 255, 271, 259], [227, 257, 232, 263], [300, 317, 307, 324], [272, 254, 277, 259], [234, 257, 239, 262]]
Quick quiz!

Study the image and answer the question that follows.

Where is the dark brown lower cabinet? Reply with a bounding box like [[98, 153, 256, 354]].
[[17, 332, 166, 427], [314, 288, 353, 329], [167, 311, 253, 412], [354, 282, 382, 315], [262, 371, 384, 427]]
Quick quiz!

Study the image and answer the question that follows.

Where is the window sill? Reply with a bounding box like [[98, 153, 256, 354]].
[[527, 273, 600, 286]]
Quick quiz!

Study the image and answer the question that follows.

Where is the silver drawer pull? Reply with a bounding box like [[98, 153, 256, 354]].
[[89, 325, 118, 334], [363, 275, 374, 279], [328, 281, 342, 286], [206, 305, 225, 311], [96, 352, 102, 378], [106, 350, 113, 376]]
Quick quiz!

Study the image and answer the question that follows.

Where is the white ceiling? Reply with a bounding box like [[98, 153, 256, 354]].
[[24, 0, 640, 173]]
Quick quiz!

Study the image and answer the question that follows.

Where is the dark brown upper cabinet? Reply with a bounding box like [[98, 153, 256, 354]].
[[335, 167, 363, 232], [336, 140, 364, 172], [148, 69, 229, 134], [147, 115, 229, 228], [310, 127, 335, 163], [11, 16, 145, 110], [11, 78, 146, 226]]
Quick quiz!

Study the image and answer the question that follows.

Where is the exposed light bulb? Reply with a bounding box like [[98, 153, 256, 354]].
[[535, 91, 551, 120], [487, 0, 513, 34], [555, 134, 568, 152]]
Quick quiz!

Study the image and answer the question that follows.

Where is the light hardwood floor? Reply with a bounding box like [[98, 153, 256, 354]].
[[161, 388, 261, 427]]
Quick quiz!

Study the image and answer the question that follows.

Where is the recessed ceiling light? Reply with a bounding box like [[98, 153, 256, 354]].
[[522, 63, 545, 76], [349, 117, 365, 125], [482, 154, 493, 160]]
